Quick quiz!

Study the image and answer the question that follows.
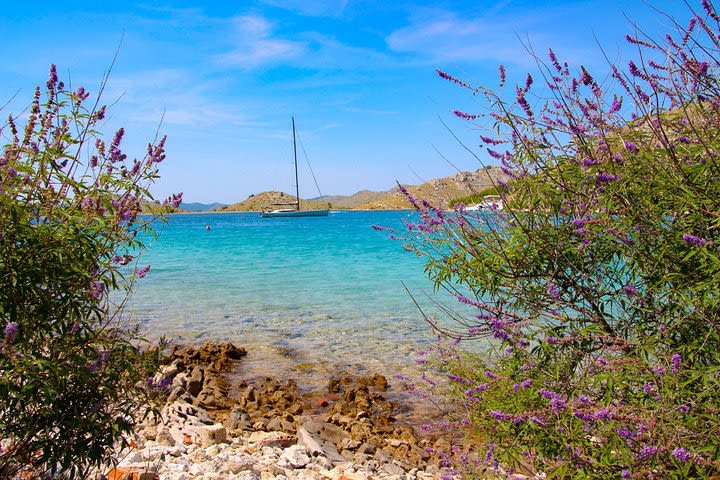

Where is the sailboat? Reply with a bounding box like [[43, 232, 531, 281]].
[[260, 117, 329, 218]]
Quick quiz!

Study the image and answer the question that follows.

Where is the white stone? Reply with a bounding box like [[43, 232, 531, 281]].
[[278, 445, 311, 469], [165, 463, 188, 473], [117, 450, 144, 466]]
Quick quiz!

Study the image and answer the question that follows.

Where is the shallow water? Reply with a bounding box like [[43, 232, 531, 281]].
[[125, 210, 472, 390]]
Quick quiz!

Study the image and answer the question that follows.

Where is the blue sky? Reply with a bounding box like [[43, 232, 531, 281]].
[[0, 0, 691, 203]]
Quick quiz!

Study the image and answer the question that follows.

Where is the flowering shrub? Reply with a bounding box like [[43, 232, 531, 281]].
[[395, 3, 720, 478], [0, 66, 180, 478]]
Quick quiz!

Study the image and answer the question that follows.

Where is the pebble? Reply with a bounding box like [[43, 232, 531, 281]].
[[112, 398, 446, 480], [106, 343, 463, 480]]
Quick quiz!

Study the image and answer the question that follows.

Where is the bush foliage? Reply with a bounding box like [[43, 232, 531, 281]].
[[395, 2, 720, 478], [0, 66, 180, 478]]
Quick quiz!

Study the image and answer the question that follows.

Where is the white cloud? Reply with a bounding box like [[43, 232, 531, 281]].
[[102, 68, 261, 127], [259, 0, 350, 17], [387, 13, 542, 66], [386, 6, 593, 69], [217, 15, 307, 68]]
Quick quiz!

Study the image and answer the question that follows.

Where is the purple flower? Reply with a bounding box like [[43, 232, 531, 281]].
[[653, 364, 666, 375], [683, 233, 707, 246], [136, 264, 151, 278], [87, 281, 106, 299], [547, 282, 560, 299], [88, 351, 109, 372], [489, 410, 513, 421], [623, 283, 639, 298], [621, 470, 630, 479], [485, 370, 498, 380], [636, 445, 658, 460], [596, 173, 619, 183], [47, 64, 58, 89], [4, 322, 19, 343], [453, 110, 477, 120], [671, 354, 682, 373], [447, 374, 470, 384], [624, 141, 639, 153], [703, 0, 720, 21], [521, 379, 532, 388], [147, 376, 172, 391], [672, 448, 691, 462], [465, 383, 489, 396], [499, 65, 506, 87], [643, 382, 656, 395]]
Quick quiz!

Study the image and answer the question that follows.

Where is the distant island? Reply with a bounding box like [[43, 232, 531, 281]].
[[179, 202, 228, 212], [209, 166, 508, 213]]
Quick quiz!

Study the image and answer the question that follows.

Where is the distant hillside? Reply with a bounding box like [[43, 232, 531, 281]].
[[356, 166, 510, 210], [216, 191, 330, 212], [141, 200, 184, 214], [180, 202, 227, 212], [313, 190, 386, 209]]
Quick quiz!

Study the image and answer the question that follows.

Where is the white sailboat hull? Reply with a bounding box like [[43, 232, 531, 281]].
[[260, 209, 329, 218]]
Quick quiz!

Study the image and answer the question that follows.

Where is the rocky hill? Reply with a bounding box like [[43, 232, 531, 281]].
[[210, 167, 509, 212], [215, 191, 330, 212], [356, 166, 509, 210], [180, 202, 227, 212], [313, 190, 386, 209]]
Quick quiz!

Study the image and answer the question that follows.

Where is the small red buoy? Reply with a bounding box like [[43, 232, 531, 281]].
[[205, 225, 211, 231]]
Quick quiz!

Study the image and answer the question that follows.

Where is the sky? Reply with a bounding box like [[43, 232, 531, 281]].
[[0, 0, 694, 203]]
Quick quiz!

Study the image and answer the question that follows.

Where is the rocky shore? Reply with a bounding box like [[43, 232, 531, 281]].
[[105, 342, 461, 480]]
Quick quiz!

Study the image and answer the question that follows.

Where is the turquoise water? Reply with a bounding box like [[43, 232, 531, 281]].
[[126, 210, 458, 383]]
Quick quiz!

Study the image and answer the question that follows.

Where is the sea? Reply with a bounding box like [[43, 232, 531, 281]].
[[125, 210, 474, 391]]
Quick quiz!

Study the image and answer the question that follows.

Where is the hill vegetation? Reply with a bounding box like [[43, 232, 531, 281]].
[[216, 191, 330, 212], [312, 190, 386, 208], [356, 166, 508, 210], [209, 166, 509, 212], [180, 202, 227, 212]]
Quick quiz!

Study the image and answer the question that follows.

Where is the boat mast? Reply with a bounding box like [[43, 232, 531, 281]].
[[292, 117, 300, 211]]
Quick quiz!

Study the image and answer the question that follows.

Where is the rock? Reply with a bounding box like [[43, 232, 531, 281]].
[[187, 367, 204, 397], [235, 473, 260, 480], [196, 424, 227, 446], [169, 342, 247, 372], [302, 420, 350, 446], [224, 409, 253, 431], [278, 445, 311, 469], [341, 439, 361, 451], [267, 417, 294, 433], [248, 431, 296, 448], [172, 372, 189, 390], [141, 445, 166, 461], [296, 427, 344, 464], [117, 450, 144, 467], [382, 463, 405, 475], [357, 443, 375, 455], [161, 363, 179, 379], [224, 455, 255, 473], [156, 427, 176, 446]]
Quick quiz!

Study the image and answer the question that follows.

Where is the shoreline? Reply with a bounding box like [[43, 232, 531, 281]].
[[108, 342, 464, 480], [165, 209, 415, 215]]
